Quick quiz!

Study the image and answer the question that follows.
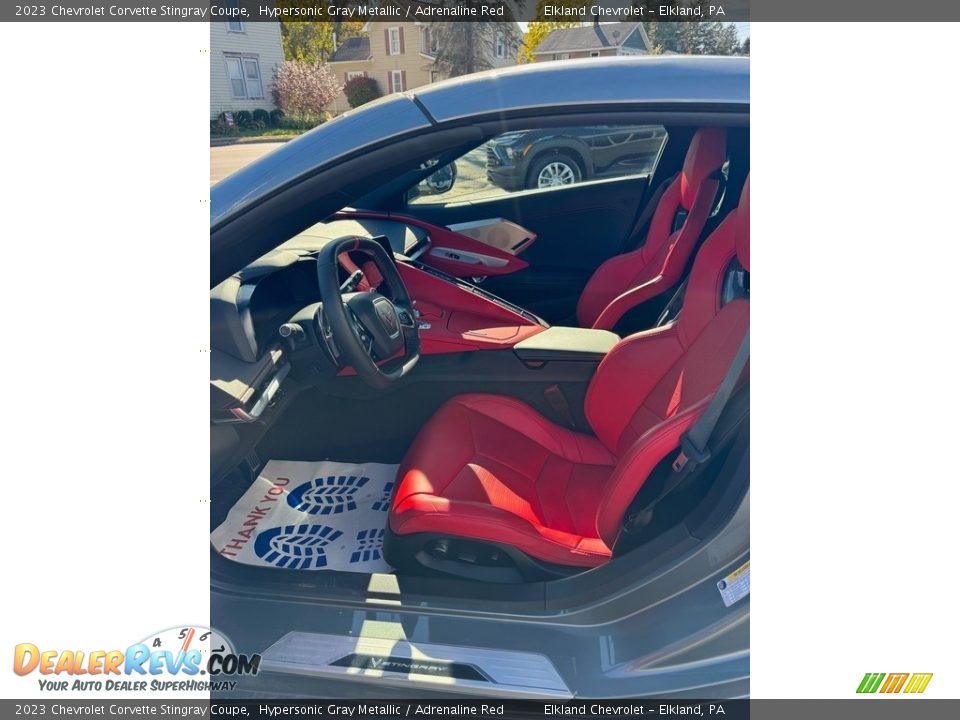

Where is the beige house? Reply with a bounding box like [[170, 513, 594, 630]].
[[533, 22, 651, 62], [327, 22, 520, 115], [210, 20, 285, 118]]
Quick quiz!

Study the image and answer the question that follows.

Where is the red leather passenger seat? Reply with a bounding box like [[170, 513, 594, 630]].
[[577, 127, 727, 330], [389, 177, 750, 568]]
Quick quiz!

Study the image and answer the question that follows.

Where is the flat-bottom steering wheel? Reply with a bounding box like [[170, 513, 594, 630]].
[[317, 236, 420, 389]]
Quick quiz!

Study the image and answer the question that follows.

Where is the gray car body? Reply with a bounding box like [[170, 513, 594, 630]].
[[211, 56, 749, 699]]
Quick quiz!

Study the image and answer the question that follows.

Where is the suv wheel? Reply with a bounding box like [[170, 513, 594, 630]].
[[529, 153, 582, 189]]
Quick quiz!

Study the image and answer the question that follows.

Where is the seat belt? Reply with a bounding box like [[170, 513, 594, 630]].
[[675, 327, 750, 473], [620, 172, 678, 253], [655, 278, 688, 327], [623, 328, 750, 532]]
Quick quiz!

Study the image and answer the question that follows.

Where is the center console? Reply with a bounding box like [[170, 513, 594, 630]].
[[513, 326, 619, 364]]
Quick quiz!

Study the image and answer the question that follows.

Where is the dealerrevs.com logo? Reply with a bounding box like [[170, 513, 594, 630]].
[[12, 626, 259, 693], [857, 672, 933, 694]]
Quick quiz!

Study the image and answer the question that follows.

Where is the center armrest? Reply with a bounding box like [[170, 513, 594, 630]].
[[513, 326, 619, 363]]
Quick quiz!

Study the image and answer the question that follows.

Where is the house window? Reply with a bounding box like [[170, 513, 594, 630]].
[[430, 71, 441, 83], [224, 0, 243, 31], [390, 70, 404, 92], [590, 51, 600, 57], [496, 31, 505, 59], [388, 27, 401, 55], [225, 54, 263, 99], [346, 71, 366, 81], [555, 53, 570, 61]]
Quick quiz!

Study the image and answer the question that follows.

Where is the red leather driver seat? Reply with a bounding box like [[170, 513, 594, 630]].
[[577, 127, 727, 331], [388, 177, 750, 570]]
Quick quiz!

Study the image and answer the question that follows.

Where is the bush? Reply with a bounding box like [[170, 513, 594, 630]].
[[269, 108, 285, 127], [252, 108, 270, 125], [272, 60, 342, 125], [233, 110, 252, 128], [343, 76, 381, 108]]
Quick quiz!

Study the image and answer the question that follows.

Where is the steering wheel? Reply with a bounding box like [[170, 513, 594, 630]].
[[317, 236, 420, 389]]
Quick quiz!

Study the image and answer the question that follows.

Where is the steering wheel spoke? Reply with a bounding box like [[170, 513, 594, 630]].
[[347, 307, 375, 356]]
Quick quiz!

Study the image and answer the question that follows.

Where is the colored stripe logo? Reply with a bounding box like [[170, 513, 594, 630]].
[[857, 672, 932, 694]]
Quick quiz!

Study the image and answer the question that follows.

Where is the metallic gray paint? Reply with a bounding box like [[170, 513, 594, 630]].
[[414, 56, 749, 123], [211, 94, 431, 227]]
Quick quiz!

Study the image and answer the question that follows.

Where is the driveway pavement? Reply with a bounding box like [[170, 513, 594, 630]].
[[211, 142, 510, 203], [211, 142, 286, 185], [408, 145, 509, 205]]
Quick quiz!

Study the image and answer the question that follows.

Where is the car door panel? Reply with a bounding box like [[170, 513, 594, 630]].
[[418, 223, 529, 278], [407, 175, 652, 321], [334, 210, 529, 278], [409, 176, 649, 270]]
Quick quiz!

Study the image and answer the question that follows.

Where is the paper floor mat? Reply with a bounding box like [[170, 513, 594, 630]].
[[211, 460, 397, 574]]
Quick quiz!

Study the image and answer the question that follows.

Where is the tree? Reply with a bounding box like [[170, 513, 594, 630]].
[[740, 36, 750, 55], [518, 21, 580, 64], [343, 76, 382, 109], [644, 20, 742, 56], [429, 22, 503, 77], [272, 60, 343, 126], [275, 2, 364, 63], [518, 0, 588, 63]]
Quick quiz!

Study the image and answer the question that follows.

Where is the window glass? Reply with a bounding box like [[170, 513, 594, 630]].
[[243, 59, 262, 98], [225, 57, 245, 98], [408, 125, 668, 205], [225, 2, 243, 32]]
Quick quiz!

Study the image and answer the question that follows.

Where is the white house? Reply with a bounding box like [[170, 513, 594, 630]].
[[533, 23, 651, 62], [210, 21, 285, 118]]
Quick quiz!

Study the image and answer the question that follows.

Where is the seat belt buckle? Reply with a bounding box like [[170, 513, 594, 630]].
[[673, 434, 711, 473], [623, 507, 654, 534]]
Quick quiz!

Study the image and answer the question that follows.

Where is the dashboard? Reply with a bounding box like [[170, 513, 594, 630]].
[[211, 218, 426, 363], [296, 217, 430, 260], [210, 213, 542, 421]]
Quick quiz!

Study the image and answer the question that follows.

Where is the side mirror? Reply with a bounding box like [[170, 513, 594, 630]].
[[423, 161, 458, 195]]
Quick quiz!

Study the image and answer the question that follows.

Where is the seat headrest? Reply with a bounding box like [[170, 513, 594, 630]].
[[735, 175, 750, 271], [680, 127, 727, 210]]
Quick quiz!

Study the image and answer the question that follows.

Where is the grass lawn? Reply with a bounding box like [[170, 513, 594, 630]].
[[214, 127, 309, 140]]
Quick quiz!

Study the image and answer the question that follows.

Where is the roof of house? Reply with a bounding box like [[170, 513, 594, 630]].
[[533, 22, 648, 55], [329, 36, 371, 63]]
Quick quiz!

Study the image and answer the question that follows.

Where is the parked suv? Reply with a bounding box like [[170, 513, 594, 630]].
[[485, 125, 668, 191]]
